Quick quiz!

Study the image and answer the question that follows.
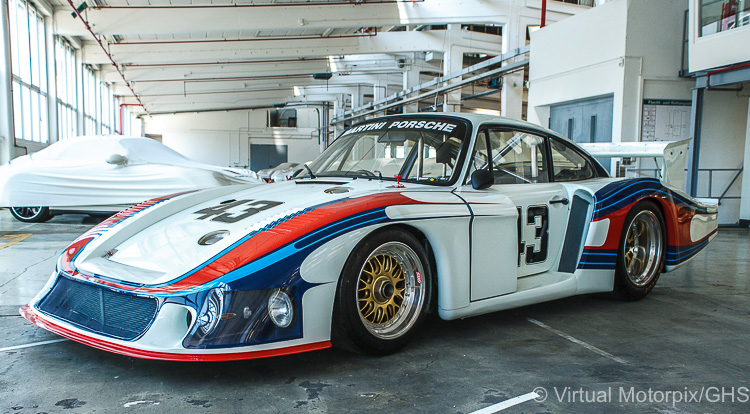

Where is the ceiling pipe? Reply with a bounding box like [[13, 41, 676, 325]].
[[65, 0, 149, 115], [126, 57, 340, 68], [133, 69, 403, 84], [91, 0, 423, 9], [113, 31, 376, 46]]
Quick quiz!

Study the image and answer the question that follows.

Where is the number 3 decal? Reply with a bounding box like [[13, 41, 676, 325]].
[[517, 205, 549, 265]]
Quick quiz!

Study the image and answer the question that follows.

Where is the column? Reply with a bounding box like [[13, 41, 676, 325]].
[[402, 55, 420, 114], [443, 25, 464, 113], [373, 79, 387, 103], [687, 86, 704, 197], [501, 17, 523, 120], [1, 0, 14, 164], [45, 16, 57, 143], [75, 49, 84, 136], [740, 98, 750, 227]]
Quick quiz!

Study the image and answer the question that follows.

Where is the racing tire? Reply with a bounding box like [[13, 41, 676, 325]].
[[9, 207, 52, 223], [332, 228, 431, 355], [614, 201, 665, 301]]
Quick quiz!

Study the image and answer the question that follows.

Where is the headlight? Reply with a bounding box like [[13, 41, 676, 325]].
[[267, 290, 293, 328], [197, 287, 224, 335]]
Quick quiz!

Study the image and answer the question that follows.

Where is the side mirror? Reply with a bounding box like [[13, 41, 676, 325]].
[[106, 154, 128, 166], [471, 169, 493, 190]]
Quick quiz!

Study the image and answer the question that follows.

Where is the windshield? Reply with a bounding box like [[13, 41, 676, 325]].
[[302, 117, 471, 185]]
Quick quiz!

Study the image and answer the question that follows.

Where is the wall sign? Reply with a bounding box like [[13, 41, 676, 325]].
[[641, 99, 691, 142]]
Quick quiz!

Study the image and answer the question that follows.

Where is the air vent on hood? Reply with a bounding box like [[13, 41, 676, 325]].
[[324, 187, 353, 194]]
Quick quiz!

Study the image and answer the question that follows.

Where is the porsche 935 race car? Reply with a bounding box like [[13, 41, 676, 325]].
[[21, 114, 718, 361]]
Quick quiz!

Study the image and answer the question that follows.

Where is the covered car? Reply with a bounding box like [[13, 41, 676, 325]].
[[257, 162, 299, 182], [0, 136, 261, 222], [21, 114, 717, 361]]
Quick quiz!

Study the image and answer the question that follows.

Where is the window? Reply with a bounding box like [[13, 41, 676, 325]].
[[100, 82, 115, 135], [83, 66, 98, 134], [468, 129, 548, 185], [9, 0, 49, 143], [549, 138, 596, 182], [269, 109, 297, 127], [55, 37, 78, 140], [700, 0, 750, 36], [305, 118, 469, 185]]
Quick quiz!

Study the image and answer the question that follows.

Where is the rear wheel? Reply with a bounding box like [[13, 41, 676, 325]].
[[615, 201, 664, 300], [332, 228, 431, 355], [9, 207, 52, 223]]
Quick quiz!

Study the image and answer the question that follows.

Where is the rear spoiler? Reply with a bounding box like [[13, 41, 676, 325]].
[[579, 139, 691, 190]]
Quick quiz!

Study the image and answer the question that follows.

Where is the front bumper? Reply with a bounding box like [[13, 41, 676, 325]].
[[20, 305, 330, 361], [21, 268, 335, 361]]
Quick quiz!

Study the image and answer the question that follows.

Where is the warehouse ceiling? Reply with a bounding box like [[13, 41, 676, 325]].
[[45, 0, 586, 116]]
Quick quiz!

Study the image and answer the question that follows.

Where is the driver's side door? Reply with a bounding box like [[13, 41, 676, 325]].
[[465, 127, 572, 301]]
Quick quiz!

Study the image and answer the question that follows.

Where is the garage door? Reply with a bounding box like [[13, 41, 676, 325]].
[[549, 95, 614, 144], [250, 144, 288, 171]]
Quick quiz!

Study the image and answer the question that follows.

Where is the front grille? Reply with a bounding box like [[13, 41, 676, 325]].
[[38, 276, 158, 341]]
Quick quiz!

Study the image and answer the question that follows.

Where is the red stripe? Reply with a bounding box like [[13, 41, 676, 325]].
[[588, 197, 703, 251], [20, 305, 331, 362], [68, 192, 425, 293]]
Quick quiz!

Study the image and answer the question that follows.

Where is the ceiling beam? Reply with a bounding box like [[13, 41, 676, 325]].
[[53, 0, 585, 37], [81, 30, 503, 65]]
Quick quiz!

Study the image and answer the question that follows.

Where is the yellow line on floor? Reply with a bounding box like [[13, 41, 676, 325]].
[[0, 233, 33, 250]]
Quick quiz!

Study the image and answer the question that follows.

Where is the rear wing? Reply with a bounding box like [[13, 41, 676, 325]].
[[579, 139, 691, 190]]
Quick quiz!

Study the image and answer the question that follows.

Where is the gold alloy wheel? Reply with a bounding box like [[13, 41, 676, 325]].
[[623, 210, 663, 286], [356, 242, 426, 340], [358, 254, 406, 325]]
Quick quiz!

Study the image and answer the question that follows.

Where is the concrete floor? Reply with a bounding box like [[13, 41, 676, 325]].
[[1, 208, 748, 414]]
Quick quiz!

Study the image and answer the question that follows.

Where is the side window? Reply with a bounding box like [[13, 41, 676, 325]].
[[465, 130, 490, 181], [549, 138, 595, 182], [487, 129, 548, 184]]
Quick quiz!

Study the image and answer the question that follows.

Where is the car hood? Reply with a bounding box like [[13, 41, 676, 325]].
[[66, 178, 448, 294]]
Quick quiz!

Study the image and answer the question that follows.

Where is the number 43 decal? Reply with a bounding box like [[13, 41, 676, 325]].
[[193, 199, 283, 223]]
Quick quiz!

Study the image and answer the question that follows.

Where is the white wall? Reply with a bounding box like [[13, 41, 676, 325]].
[[688, 0, 750, 72], [529, 0, 692, 141], [528, 0, 628, 142], [143, 108, 324, 169], [696, 91, 749, 224]]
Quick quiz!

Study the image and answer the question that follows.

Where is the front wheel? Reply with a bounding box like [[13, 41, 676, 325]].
[[332, 228, 431, 355], [615, 201, 665, 300], [9, 207, 52, 223]]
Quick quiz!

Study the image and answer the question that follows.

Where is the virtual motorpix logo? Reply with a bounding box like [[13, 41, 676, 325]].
[[533, 386, 749, 407]]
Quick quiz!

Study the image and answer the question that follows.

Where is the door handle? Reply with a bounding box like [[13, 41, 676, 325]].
[[550, 197, 569, 206]]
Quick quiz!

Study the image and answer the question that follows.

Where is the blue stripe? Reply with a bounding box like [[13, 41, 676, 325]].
[[592, 178, 710, 219], [578, 247, 618, 270]]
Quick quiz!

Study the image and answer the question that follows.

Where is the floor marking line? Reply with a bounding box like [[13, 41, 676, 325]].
[[0, 338, 68, 352], [0, 233, 33, 250], [469, 392, 540, 414], [527, 318, 627, 364]]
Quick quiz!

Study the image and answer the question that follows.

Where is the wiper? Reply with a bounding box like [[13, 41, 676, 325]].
[[303, 164, 317, 179]]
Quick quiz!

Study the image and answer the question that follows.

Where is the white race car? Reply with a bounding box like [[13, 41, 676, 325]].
[[0, 136, 261, 222], [21, 114, 717, 361]]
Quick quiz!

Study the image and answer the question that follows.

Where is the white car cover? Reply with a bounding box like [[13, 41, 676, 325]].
[[0, 136, 262, 208]]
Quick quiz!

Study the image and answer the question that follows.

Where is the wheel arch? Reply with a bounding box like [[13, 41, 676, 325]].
[[371, 223, 439, 314], [639, 196, 675, 250]]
